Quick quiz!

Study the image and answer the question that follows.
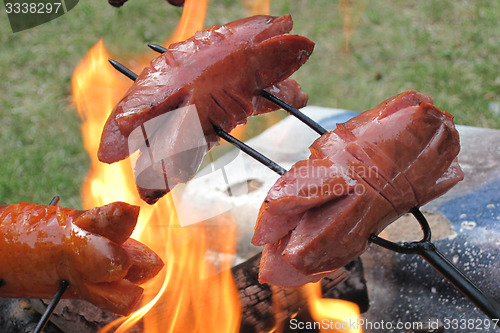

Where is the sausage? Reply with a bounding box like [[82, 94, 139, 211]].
[[98, 14, 314, 204], [108, 0, 128, 7], [253, 90, 464, 287], [0, 202, 164, 315], [166, 0, 184, 6], [108, 0, 184, 7]]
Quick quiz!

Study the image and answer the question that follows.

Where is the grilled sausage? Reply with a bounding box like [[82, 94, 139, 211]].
[[98, 15, 314, 204], [253, 90, 464, 287], [0, 201, 163, 315]]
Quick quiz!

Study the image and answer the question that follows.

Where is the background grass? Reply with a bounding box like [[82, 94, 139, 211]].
[[1, 0, 499, 208]]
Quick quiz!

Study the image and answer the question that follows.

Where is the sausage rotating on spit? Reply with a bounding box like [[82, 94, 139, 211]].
[[253, 90, 464, 287], [0, 201, 164, 315]]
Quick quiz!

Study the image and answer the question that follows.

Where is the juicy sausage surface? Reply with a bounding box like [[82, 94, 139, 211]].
[[254, 90, 464, 287], [0, 202, 163, 315], [98, 15, 314, 204]]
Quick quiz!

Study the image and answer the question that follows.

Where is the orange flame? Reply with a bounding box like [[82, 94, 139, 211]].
[[164, 0, 209, 45], [71, 1, 240, 332], [306, 283, 362, 333], [244, 0, 270, 16], [338, 0, 368, 52], [72, 1, 362, 332]]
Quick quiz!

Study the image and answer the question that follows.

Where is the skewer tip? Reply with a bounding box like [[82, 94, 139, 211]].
[[49, 196, 60, 206], [147, 43, 168, 54], [108, 59, 138, 81]]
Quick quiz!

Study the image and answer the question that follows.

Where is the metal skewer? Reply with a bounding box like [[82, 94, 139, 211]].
[[48, 195, 60, 206], [33, 196, 69, 333], [108, 58, 286, 176], [33, 280, 70, 333], [260, 90, 327, 135], [109, 55, 500, 325], [213, 126, 286, 175], [109, 59, 138, 81], [370, 209, 500, 324], [147, 43, 169, 54]]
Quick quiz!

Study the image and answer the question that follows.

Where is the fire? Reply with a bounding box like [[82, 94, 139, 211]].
[[163, 0, 209, 45], [306, 283, 362, 333], [71, 1, 362, 332], [338, 0, 368, 52], [244, 0, 270, 16], [71, 1, 240, 332]]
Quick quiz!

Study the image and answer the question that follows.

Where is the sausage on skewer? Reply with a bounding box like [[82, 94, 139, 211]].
[[98, 15, 314, 204], [253, 90, 464, 287], [0, 201, 164, 315]]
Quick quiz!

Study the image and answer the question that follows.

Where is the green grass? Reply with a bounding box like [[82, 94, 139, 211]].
[[1, 0, 499, 207]]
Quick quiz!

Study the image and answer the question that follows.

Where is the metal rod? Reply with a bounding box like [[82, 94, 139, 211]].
[[370, 208, 431, 253], [213, 126, 286, 176], [420, 242, 500, 324], [109, 58, 288, 176], [108, 59, 138, 81], [33, 280, 69, 333], [147, 43, 168, 53], [409, 207, 431, 241], [370, 209, 500, 325], [32, 196, 67, 333], [49, 196, 60, 206], [260, 90, 328, 136]]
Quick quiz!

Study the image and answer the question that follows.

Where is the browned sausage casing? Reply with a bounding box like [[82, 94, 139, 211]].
[[0, 202, 164, 315], [253, 90, 464, 287], [98, 15, 314, 205]]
